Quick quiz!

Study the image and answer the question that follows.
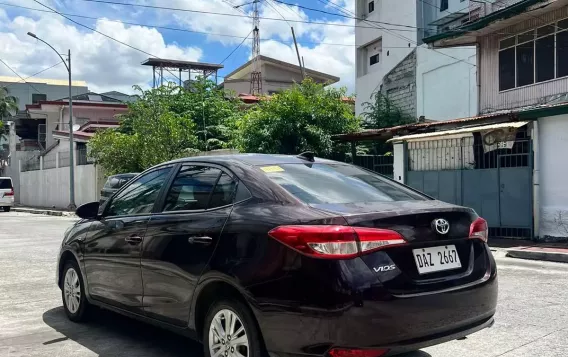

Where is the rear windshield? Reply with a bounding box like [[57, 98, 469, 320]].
[[0, 178, 13, 189], [261, 164, 427, 204]]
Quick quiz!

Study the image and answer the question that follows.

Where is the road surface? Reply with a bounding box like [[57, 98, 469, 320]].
[[0, 212, 566, 357]]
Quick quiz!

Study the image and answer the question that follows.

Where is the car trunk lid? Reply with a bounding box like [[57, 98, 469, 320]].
[[310, 200, 490, 295]]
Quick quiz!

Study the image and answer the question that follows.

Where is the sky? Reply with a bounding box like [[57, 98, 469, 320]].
[[0, 0, 357, 95]]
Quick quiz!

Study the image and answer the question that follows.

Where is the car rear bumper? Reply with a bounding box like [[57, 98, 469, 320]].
[[0, 198, 14, 207], [254, 256, 497, 357]]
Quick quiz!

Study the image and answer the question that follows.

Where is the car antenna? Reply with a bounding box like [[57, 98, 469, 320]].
[[297, 151, 315, 162]]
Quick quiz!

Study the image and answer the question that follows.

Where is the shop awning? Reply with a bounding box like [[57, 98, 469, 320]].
[[387, 121, 529, 143]]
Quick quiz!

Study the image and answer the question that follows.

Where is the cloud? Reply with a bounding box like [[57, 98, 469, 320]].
[[0, 0, 356, 93], [165, 0, 356, 91], [0, 13, 201, 94]]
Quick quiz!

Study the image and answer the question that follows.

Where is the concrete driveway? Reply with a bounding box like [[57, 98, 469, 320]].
[[0, 212, 566, 357]]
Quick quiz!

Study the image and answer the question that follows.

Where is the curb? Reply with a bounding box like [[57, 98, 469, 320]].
[[506, 249, 568, 264], [11, 207, 76, 217]]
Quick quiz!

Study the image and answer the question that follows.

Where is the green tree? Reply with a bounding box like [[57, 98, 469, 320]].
[[0, 87, 18, 121], [236, 79, 360, 156], [362, 91, 414, 129], [90, 80, 245, 174]]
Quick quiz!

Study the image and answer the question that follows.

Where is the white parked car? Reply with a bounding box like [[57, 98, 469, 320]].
[[0, 177, 14, 212]]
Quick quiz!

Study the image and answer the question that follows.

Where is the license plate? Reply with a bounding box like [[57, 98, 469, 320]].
[[412, 245, 462, 275]]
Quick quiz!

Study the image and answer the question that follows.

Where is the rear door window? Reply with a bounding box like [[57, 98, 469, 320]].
[[261, 164, 427, 204], [0, 179, 13, 190]]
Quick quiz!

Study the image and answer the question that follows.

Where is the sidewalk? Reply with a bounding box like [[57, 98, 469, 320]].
[[11, 205, 76, 217], [490, 238, 568, 264]]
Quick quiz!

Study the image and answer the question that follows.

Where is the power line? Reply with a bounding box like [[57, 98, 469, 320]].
[[76, 0, 419, 31], [273, 0, 430, 30], [0, 58, 44, 93], [221, 30, 253, 64], [2, 2, 453, 47], [319, 0, 476, 66], [266, 0, 304, 20], [3, 61, 64, 89], [31, 0, 191, 82], [264, 0, 293, 26]]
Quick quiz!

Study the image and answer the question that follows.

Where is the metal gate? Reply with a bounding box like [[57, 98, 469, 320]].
[[405, 132, 532, 239], [354, 155, 394, 178]]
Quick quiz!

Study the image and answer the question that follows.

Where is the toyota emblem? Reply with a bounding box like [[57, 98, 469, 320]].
[[432, 218, 450, 235]]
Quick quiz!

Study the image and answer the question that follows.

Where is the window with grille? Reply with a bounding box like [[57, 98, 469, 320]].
[[499, 19, 568, 91]]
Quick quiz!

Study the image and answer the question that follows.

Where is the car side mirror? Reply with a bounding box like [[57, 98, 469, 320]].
[[76, 201, 100, 220]]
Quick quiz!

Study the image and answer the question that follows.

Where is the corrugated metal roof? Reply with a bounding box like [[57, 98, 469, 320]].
[[334, 101, 568, 142], [387, 121, 529, 143]]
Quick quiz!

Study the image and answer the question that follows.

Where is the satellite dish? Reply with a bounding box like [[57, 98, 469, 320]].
[[72, 124, 81, 132]]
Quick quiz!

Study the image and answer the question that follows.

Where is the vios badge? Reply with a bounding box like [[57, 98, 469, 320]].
[[432, 218, 450, 235], [373, 265, 396, 272]]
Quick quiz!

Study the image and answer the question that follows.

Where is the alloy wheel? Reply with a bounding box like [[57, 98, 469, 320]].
[[209, 309, 249, 357], [63, 268, 81, 314]]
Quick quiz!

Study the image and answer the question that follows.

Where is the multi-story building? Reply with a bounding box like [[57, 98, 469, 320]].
[[355, 0, 478, 121], [0, 76, 88, 110]]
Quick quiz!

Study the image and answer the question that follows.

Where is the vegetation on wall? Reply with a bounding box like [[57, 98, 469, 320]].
[[362, 91, 414, 129]]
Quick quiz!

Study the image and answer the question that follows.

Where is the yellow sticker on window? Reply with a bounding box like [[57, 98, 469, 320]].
[[260, 165, 285, 173]]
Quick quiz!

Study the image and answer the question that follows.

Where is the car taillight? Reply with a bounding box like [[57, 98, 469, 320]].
[[469, 217, 488, 242], [5, 189, 14, 196], [268, 225, 406, 259], [328, 347, 389, 357]]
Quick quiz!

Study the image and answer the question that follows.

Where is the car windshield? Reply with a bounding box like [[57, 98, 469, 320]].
[[0, 178, 12, 190], [261, 163, 427, 204]]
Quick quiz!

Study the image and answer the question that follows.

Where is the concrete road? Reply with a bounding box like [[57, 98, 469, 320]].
[[0, 212, 566, 357]]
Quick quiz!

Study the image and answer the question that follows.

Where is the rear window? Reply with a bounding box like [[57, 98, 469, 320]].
[[261, 164, 426, 204], [0, 178, 13, 189]]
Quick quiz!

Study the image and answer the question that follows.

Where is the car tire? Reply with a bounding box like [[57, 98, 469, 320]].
[[203, 299, 264, 357], [2, 207, 9, 212], [61, 260, 90, 322]]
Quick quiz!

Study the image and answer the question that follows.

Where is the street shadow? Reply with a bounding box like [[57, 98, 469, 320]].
[[42, 307, 432, 357], [42, 306, 202, 357]]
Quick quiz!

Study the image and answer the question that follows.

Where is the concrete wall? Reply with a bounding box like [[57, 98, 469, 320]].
[[0, 81, 88, 110], [19, 163, 99, 209], [355, 0, 418, 116], [381, 50, 417, 118], [538, 114, 568, 239], [224, 80, 251, 95], [4, 150, 40, 203], [416, 45, 477, 120], [354, 0, 475, 118]]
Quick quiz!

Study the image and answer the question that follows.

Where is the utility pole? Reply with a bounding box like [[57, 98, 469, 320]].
[[67, 49, 76, 210], [291, 27, 306, 80], [27, 32, 75, 209], [250, 0, 262, 95]]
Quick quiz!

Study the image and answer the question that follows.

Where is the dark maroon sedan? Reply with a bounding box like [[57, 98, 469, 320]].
[[57, 153, 497, 357]]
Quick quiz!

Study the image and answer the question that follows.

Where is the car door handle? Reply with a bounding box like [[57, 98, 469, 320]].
[[125, 235, 143, 244], [188, 236, 213, 245]]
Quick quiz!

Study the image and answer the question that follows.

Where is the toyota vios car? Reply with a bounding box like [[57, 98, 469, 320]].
[[57, 153, 497, 357]]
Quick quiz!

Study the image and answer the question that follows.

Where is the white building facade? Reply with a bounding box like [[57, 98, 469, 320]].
[[355, 0, 477, 120]]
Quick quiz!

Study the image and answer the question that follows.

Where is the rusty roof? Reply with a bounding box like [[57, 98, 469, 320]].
[[335, 101, 568, 141]]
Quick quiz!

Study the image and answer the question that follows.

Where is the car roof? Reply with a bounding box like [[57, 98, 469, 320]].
[[164, 153, 340, 167], [0, 177, 13, 180]]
